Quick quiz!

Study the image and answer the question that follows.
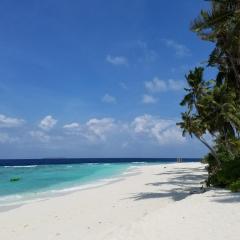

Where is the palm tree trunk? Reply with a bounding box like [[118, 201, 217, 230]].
[[197, 136, 221, 167]]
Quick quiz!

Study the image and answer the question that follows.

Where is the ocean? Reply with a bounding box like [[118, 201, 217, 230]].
[[0, 158, 200, 206]]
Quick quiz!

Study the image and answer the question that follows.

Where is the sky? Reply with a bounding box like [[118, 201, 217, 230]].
[[0, 0, 212, 159]]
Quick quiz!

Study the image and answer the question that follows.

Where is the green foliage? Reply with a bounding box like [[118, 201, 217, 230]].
[[179, 0, 240, 192], [191, 0, 240, 93], [229, 180, 240, 192], [203, 146, 240, 188]]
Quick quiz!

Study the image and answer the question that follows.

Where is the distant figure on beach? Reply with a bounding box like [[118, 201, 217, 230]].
[[177, 158, 183, 163]]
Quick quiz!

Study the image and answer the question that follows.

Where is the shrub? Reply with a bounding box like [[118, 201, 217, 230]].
[[229, 180, 240, 192], [203, 147, 240, 191]]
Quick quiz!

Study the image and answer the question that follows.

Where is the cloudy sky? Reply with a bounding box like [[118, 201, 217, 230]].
[[0, 0, 211, 159]]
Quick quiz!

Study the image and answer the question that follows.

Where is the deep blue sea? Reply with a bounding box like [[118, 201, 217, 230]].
[[0, 158, 200, 206]]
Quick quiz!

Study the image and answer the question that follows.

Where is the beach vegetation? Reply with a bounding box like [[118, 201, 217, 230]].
[[178, 0, 240, 191]]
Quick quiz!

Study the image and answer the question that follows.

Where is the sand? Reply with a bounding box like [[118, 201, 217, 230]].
[[0, 162, 240, 240]]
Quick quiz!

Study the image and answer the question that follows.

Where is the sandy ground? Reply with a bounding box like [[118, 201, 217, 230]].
[[0, 162, 240, 240]]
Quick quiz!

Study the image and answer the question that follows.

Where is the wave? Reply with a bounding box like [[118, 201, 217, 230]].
[[0, 195, 46, 207], [0, 194, 23, 202], [131, 162, 146, 164], [49, 176, 121, 194], [65, 165, 73, 168], [4, 165, 38, 168]]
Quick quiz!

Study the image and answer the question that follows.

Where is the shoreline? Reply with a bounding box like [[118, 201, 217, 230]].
[[0, 162, 239, 240], [0, 164, 142, 210], [0, 162, 181, 210]]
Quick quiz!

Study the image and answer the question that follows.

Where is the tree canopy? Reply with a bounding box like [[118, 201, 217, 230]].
[[178, 0, 240, 191]]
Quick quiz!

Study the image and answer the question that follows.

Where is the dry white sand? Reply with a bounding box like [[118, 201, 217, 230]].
[[0, 162, 240, 240]]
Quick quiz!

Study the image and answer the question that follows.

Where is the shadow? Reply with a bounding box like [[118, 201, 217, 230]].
[[128, 164, 240, 204], [154, 169, 206, 176], [128, 165, 208, 202], [155, 170, 192, 176], [209, 189, 240, 204], [147, 173, 208, 187], [129, 189, 189, 201], [146, 180, 203, 187]]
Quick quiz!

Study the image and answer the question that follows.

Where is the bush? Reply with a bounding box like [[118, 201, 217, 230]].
[[203, 147, 240, 191], [229, 180, 240, 192], [215, 160, 240, 186]]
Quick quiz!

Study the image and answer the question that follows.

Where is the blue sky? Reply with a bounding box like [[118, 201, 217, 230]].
[[0, 0, 212, 158]]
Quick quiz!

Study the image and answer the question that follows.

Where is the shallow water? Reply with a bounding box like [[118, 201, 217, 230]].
[[0, 158, 200, 206], [0, 163, 132, 206]]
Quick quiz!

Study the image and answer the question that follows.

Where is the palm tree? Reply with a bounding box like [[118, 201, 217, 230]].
[[178, 66, 240, 167], [179, 0, 240, 190], [191, 0, 240, 92], [178, 67, 220, 165]]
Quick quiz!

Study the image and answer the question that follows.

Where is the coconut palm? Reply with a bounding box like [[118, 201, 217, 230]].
[[179, 0, 240, 190], [178, 64, 240, 164], [191, 0, 240, 92]]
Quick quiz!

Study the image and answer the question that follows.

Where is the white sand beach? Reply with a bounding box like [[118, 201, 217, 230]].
[[0, 162, 240, 240]]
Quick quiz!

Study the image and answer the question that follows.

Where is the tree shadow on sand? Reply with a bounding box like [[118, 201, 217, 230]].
[[129, 188, 190, 201], [208, 189, 240, 204], [128, 166, 208, 202], [146, 173, 207, 187], [128, 165, 240, 203]]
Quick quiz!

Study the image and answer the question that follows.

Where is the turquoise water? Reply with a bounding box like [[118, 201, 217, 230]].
[[0, 163, 133, 206]]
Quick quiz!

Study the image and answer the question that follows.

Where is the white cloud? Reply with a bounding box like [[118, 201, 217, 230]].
[[63, 122, 81, 130], [142, 94, 157, 104], [106, 55, 128, 66], [39, 115, 57, 131], [132, 115, 185, 145], [0, 113, 186, 149], [62, 116, 185, 146], [132, 115, 154, 134], [151, 122, 185, 145], [29, 131, 50, 143], [86, 118, 116, 141], [63, 122, 82, 136], [0, 133, 19, 143], [62, 118, 116, 141], [145, 77, 167, 92], [0, 114, 24, 128], [145, 77, 184, 93], [162, 39, 191, 57], [102, 94, 116, 104]]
